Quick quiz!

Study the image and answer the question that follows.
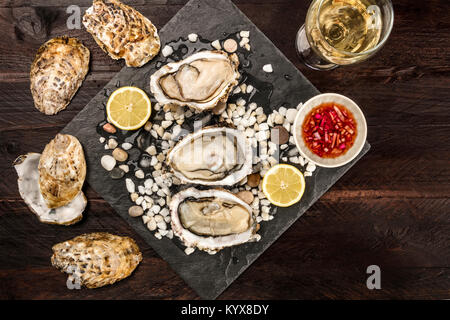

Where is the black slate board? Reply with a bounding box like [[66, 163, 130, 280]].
[[62, 0, 370, 299]]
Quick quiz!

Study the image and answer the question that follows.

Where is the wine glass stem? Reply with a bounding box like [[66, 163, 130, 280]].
[[295, 24, 338, 71]]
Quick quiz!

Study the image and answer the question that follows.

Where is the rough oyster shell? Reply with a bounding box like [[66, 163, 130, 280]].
[[170, 188, 257, 253], [83, 0, 160, 67], [30, 36, 90, 115], [51, 232, 142, 288], [39, 134, 86, 209], [150, 50, 240, 111], [167, 127, 253, 186], [14, 153, 86, 225]]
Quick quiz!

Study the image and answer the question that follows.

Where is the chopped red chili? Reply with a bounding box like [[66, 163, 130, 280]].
[[302, 102, 357, 158]]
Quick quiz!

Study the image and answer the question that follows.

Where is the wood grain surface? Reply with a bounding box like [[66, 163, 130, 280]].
[[0, 0, 449, 299]]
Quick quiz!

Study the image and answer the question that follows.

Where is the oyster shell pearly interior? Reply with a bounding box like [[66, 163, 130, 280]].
[[30, 37, 90, 115], [170, 188, 258, 253], [38, 134, 86, 209], [167, 127, 253, 186], [150, 50, 240, 111], [83, 0, 161, 67]]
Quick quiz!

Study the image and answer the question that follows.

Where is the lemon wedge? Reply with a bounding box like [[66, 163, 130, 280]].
[[106, 86, 151, 130], [262, 164, 306, 207]]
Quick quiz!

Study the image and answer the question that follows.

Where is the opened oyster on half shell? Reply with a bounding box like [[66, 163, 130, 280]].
[[13, 134, 87, 225], [150, 50, 240, 111], [167, 127, 253, 186], [170, 188, 258, 253]]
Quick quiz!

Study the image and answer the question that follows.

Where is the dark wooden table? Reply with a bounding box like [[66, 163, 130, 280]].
[[0, 0, 449, 300]]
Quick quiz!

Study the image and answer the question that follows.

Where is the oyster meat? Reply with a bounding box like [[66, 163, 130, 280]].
[[167, 127, 253, 186], [39, 134, 86, 208], [170, 188, 257, 253], [14, 153, 86, 225], [83, 0, 161, 67], [30, 37, 90, 115], [150, 50, 240, 111], [51, 232, 142, 288]]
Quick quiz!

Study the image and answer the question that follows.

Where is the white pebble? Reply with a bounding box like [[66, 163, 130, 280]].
[[188, 33, 198, 42], [125, 178, 135, 193], [304, 171, 312, 177], [162, 45, 173, 57], [135, 169, 145, 179], [147, 219, 157, 231], [263, 64, 273, 73], [259, 122, 269, 131], [246, 85, 254, 94], [154, 232, 162, 240], [299, 157, 305, 167], [211, 40, 221, 50], [306, 162, 316, 172], [108, 138, 118, 149], [101, 155, 116, 171], [144, 178, 154, 189], [122, 142, 132, 150], [142, 215, 150, 224], [152, 205, 161, 214], [285, 108, 298, 124], [157, 221, 167, 230], [289, 156, 300, 164], [146, 145, 157, 155], [160, 208, 170, 217], [240, 30, 250, 38], [119, 164, 129, 173], [138, 185, 145, 195], [99, 137, 105, 143], [236, 97, 246, 106], [255, 130, 269, 142], [239, 37, 249, 47], [185, 247, 195, 255], [278, 107, 287, 116], [161, 120, 172, 129]]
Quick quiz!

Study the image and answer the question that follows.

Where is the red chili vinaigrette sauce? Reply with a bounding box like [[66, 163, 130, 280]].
[[301, 102, 358, 158]]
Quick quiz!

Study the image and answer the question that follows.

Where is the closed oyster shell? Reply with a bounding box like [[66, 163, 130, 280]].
[[83, 0, 160, 67], [14, 153, 86, 225], [170, 188, 257, 253], [51, 233, 142, 288], [39, 134, 86, 208], [150, 50, 240, 111], [167, 127, 253, 186], [30, 36, 90, 115]]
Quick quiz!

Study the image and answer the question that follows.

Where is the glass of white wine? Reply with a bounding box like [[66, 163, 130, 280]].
[[296, 0, 394, 70]]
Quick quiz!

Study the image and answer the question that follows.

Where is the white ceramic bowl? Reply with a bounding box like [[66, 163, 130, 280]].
[[293, 93, 367, 168]]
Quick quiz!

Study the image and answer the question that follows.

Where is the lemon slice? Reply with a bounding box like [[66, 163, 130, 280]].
[[262, 164, 306, 207], [106, 86, 151, 130]]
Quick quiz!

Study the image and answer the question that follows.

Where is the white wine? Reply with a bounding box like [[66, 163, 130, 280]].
[[305, 0, 383, 65]]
